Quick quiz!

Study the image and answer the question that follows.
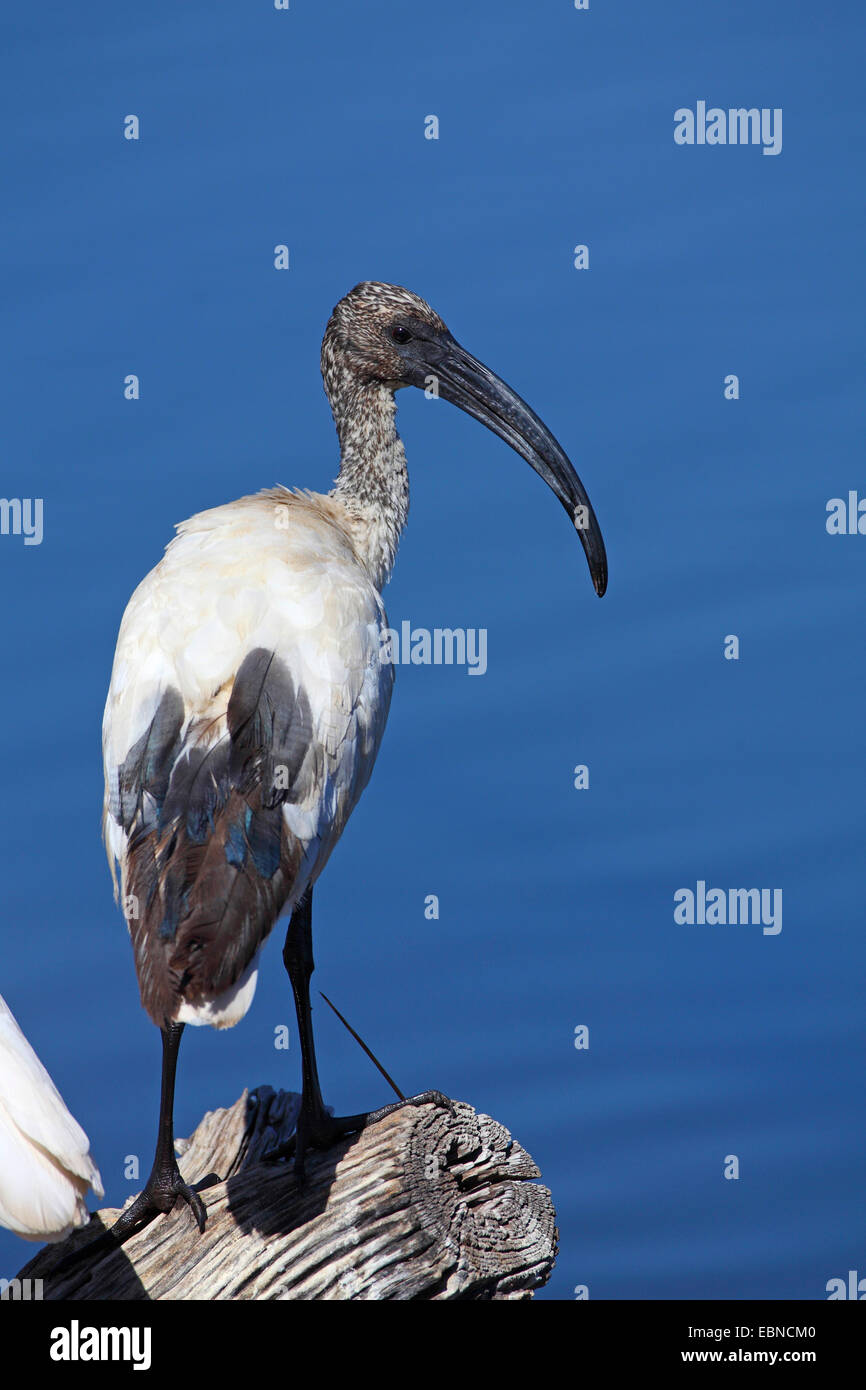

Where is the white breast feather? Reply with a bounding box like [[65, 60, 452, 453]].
[[103, 491, 394, 925]]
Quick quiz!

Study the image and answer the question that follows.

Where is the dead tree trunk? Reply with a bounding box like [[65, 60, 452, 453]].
[[20, 1089, 557, 1300]]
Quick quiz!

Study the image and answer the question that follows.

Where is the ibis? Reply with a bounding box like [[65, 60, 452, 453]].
[[101, 281, 607, 1241], [0, 993, 103, 1242]]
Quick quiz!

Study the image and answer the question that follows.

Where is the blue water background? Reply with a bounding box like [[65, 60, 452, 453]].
[[1, 2, 863, 1298]]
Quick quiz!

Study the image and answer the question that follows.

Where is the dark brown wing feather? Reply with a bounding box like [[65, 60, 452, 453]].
[[117, 649, 320, 1027]]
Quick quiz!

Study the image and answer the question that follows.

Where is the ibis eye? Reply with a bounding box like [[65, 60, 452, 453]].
[[390, 325, 412, 344]]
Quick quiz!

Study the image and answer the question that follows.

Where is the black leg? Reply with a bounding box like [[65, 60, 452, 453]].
[[267, 887, 451, 1177], [54, 1022, 217, 1273], [283, 888, 327, 1131], [102, 1021, 210, 1238]]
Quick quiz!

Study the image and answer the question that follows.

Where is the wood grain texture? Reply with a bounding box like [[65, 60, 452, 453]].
[[19, 1089, 557, 1300]]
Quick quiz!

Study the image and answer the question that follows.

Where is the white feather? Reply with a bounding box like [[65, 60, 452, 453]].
[[0, 995, 103, 1242], [102, 488, 394, 1024]]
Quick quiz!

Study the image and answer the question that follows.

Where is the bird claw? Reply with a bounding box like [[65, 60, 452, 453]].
[[51, 1161, 213, 1279], [108, 1165, 210, 1240], [390, 1089, 455, 1117], [193, 1170, 222, 1194], [262, 1089, 454, 1178], [110, 1187, 193, 1241]]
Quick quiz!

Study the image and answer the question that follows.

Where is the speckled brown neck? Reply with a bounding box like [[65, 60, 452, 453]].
[[325, 365, 409, 592]]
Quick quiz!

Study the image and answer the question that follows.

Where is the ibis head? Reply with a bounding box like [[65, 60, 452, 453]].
[[322, 281, 608, 597]]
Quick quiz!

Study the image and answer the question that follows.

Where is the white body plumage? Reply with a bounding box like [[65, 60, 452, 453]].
[[102, 487, 394, 1028], [0, 994, 103, 1242]]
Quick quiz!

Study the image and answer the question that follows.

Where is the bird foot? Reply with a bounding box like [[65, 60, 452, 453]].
[[110, 1162, 214, 1241], [50, 1163, 219, 1279], [264, 1090, 453, 1179]]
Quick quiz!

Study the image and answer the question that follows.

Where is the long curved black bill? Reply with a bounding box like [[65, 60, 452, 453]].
[[428, 335, 607, 596]]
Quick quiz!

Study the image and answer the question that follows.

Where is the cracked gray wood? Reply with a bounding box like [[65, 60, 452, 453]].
[[18, 1089, 557, 1300]]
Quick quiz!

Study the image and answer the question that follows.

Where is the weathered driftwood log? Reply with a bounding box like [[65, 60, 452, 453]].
[[20, 1089, 557, 1300]]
